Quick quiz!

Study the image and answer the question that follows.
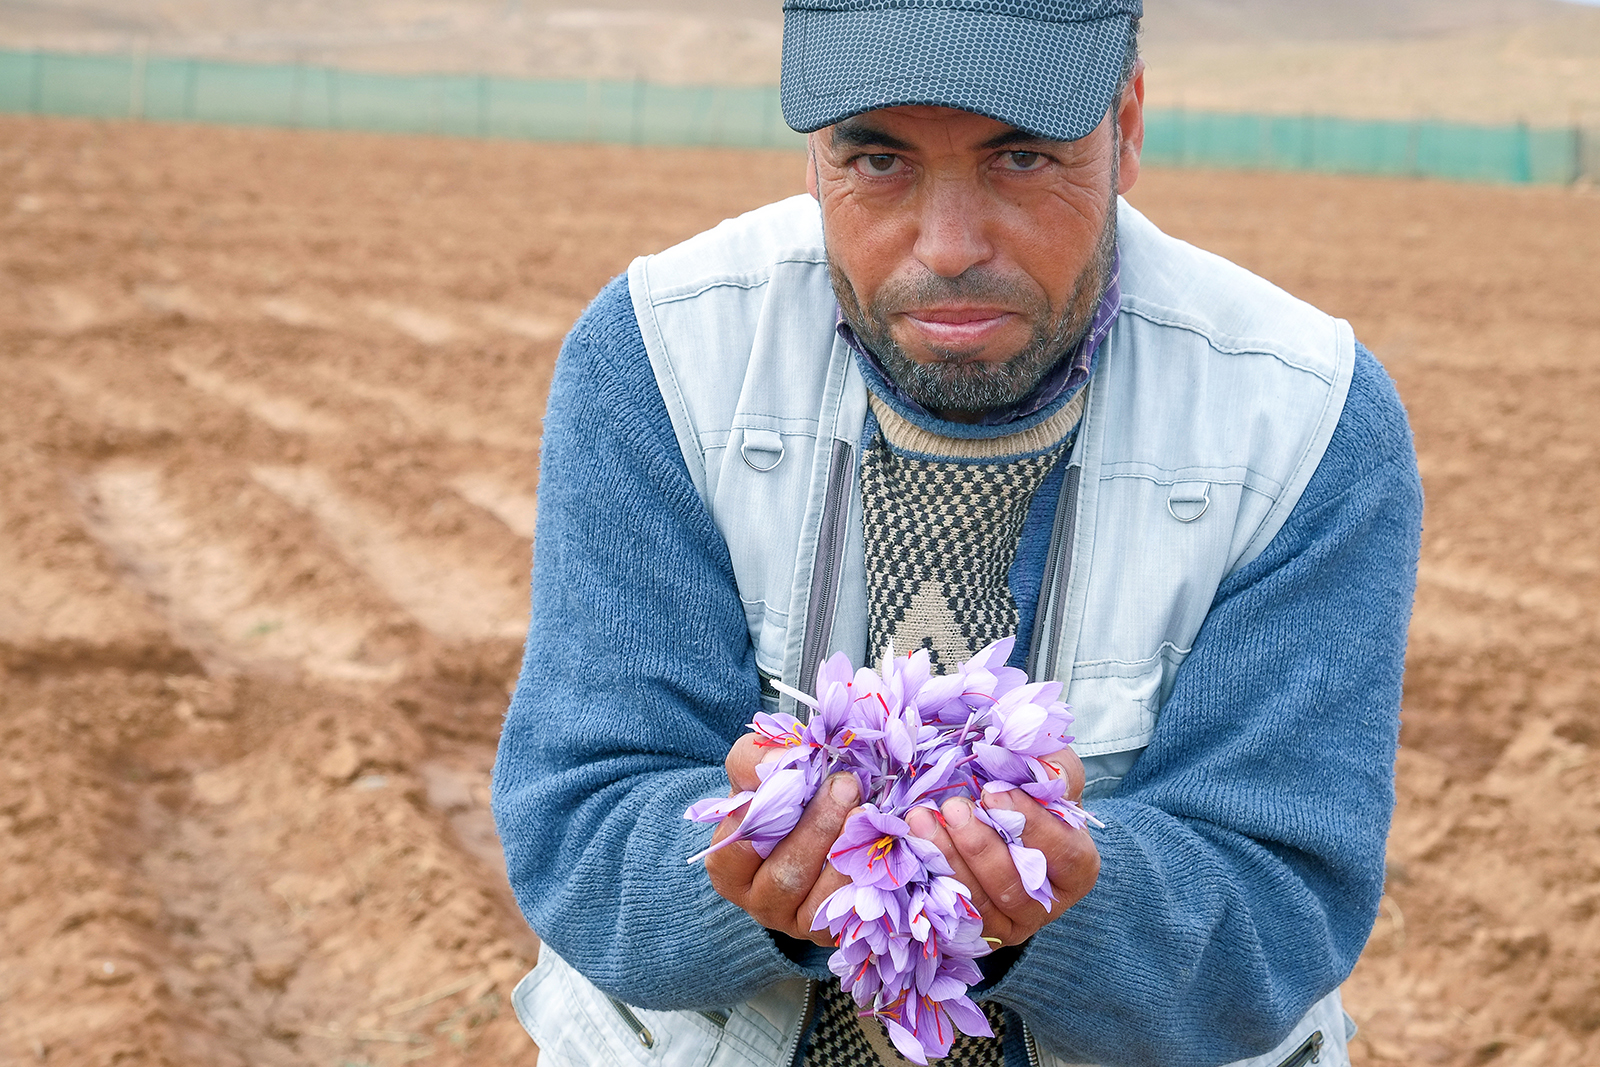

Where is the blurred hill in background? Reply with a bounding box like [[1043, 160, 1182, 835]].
[[0, 0, 1596, 124], [1142, 0, 1600, 125]]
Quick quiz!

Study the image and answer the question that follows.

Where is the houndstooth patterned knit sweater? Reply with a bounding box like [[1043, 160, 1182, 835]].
[[802, 387, 1086, 1067]]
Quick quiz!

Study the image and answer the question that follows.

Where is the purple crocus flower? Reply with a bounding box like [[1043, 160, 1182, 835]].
[[829, 806, 947, 889], [685, 636, 1099, 1062], [684, 762, 816, 862]]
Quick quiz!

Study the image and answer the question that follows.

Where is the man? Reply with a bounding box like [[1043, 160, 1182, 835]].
[[492, 0, 1422, 1064]]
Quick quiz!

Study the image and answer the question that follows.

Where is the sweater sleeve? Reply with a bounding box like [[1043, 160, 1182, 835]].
[[490, 276, 805, 1007], [989, 344, 1423, 1065]]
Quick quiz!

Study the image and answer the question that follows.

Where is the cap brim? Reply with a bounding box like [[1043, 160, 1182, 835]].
[[782, 7, 1129, 143]]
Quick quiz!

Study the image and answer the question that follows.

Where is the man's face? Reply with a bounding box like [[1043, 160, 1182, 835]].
[[807, 73, 1144, 422]]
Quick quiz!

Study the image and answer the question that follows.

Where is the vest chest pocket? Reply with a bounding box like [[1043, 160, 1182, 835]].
[[1064, 644, 1189, 761]]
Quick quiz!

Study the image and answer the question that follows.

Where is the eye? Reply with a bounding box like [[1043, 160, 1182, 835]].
[[852, 154, 905, 177], [999, 151, 1049, 172]]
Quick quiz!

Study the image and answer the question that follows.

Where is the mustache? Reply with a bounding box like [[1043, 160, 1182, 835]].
[[868, 268, 1044, 317]]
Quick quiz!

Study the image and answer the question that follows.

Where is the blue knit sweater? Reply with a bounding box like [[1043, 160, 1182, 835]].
[[491, 274, 1423, 1067]]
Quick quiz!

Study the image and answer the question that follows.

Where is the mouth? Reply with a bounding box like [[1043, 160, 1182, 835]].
[[896, 307, 1017, 352]]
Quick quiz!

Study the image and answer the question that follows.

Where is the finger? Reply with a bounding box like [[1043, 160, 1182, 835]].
[[940, 795, 1033, 943], [984, 787, 1099, 913], [746, 772, 860, 935], [796, 859, 852, 946], [724, 734, 767, 793], [704, 805, 764, 902], [905, 805, 994, 920], [992, 786, 1101, 909], [1038, 747, 1086, 801]]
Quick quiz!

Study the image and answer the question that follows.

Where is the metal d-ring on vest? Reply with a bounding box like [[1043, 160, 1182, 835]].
[[1167, 482, 1210, 523], [741, 429, 786, 472]]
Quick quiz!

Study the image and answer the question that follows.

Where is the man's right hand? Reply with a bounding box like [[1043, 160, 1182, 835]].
[[704, 734, 859, 945]]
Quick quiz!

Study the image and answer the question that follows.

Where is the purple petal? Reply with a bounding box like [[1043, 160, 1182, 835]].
[[902, 747, 965, 807], [941, 993, 994, 1038], [853, 884, 888, 922], [884, 714, 915, 764], [978, 804, 1027, 841], [972, 742, 1031, 785], [683, 791, 753, 824], [899, 648, 932, 699], [962, 636, 1015, 673], [818, 650, 855, 689], [885, 1020, 931, 1065], [1007, 842, 1054, 908], [749, 710, 807, 745], [686, 764, 813, 863], [1020, 777, 1068, 805]]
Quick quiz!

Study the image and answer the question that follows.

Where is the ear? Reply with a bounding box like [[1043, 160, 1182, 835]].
[[1115, 59, 1145, 196], [806, 135, 821, 200]]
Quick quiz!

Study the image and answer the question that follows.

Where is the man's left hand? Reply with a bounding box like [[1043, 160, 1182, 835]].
[[904, 747, 1100, 946]]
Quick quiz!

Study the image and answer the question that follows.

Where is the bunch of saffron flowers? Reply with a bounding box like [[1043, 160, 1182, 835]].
[[685, 637, 1097, 1064]]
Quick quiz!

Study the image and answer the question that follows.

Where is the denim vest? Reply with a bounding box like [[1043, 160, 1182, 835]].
[[514, 196, 1359, 1067]]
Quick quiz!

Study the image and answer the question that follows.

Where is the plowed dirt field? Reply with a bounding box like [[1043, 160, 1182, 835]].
[[1, 115, 1596, 1067]]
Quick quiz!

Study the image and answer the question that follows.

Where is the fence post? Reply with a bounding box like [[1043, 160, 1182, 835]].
[[128, 41, 146, 119], [28, 50, 42, 113], [763, 85, 779, 148], [182, 57, 197, 120], [708, 84, 725, 147], [630, 78, 645, 145]]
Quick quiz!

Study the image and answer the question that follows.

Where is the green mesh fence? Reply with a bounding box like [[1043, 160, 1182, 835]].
[[1141, 110, 1583, 185], [0, 48, 1590, 185], [0, 49, 804, 149]]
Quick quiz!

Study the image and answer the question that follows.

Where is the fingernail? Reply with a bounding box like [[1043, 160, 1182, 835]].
[[906, 806, 937, 840], [943, 797, 972, 829], [829, 773, 859, 805], [985, 788, 1017, 810]]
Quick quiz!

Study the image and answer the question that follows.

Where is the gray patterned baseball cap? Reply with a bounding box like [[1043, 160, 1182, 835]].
[[782, 0, 1142, 143]]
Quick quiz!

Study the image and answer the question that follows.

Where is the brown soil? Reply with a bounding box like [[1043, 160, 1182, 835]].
[[1, 115, 1597, 1067]]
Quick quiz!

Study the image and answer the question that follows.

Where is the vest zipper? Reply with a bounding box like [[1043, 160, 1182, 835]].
[[783, 979, 819, 1067], [1023, 1021, 1043, 1067], [606, 995, 654, 1048], [1026, 464, 1082, 682], [798, 440, 854, 701], [1275, 1029, 1324, 1067]]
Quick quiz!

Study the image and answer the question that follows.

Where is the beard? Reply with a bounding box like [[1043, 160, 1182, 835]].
[[830, 181, 1119, 420]]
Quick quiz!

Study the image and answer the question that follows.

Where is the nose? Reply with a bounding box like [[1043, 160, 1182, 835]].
[[911, 177, 994, 279]]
